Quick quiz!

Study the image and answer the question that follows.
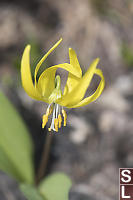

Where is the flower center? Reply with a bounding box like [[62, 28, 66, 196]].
[[42, 75, 67, 132], [48, 75, 62, 103]]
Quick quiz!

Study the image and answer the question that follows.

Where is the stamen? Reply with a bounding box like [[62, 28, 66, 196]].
[[56, 104, 59, 118], [58, 114, 62, 128], [62, 109, 67, 126], [46, 104, 53, 115], [46, 106, 53, 115], [42, 114, 48, 128], [42, 103, 66, 132], [42, 104, 53, 129], [54, 118, 59, 132], [49, 104, 56, 131]]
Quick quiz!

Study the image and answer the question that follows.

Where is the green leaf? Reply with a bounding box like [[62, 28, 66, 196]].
[[0, 91, 34, 184], [20, 184, 45, 200], [0, 148, 19, 177], [38, 173, 72, 200]]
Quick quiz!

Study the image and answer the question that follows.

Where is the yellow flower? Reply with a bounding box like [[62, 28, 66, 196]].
[[21, 38, 105, 132]]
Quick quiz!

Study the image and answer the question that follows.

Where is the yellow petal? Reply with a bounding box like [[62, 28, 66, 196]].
[[67, 68, 105, 108], [34, 38, 62, 87], [64, 48, 82, 95], [37, 63, 81, 99], [21, 45, 43, 101], [37, 67, 56, 99], [57, 58, 100, 107], [69, 48, 82, 76]]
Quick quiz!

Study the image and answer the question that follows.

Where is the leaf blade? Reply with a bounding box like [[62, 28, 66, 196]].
[[38, 173, 72, 200], [0, 91, 34, 184], [20, 184, 45, 200]]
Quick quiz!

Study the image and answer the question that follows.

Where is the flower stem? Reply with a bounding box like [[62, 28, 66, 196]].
[[35, 133, 53, 185]]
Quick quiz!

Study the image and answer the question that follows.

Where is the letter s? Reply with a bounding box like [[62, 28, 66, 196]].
[[121, 170, 131, 183]]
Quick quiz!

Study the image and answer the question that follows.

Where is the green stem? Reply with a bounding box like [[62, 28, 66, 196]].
[[35, 133, 53, 185]]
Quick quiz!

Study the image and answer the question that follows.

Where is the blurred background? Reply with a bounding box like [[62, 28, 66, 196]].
[[0, 0, 133, 199]]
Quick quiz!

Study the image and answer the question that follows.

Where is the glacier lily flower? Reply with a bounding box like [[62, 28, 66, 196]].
[[21, 38, 105, 132]]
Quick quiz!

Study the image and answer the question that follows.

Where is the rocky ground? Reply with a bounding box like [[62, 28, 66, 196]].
[[0, 0, 133, 199]]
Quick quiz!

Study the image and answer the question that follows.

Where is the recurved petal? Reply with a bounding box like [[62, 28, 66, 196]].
[[37, 63, 81, 99], [21, 45, 43, 101], [69, 48, 82, 76], [57, 58, 100, 107], [67, 68, 105, 108], [63, 48, 82, 95], [34, 38, 62, 87]]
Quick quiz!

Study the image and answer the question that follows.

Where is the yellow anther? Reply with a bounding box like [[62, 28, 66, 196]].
[[42, 114, 48, 128], [58, 114, 62, 128], [62, 109, 67, 126], [54, 118, 59, 132], [48, 127, 51, 131], [64, 118, 67, 126]]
